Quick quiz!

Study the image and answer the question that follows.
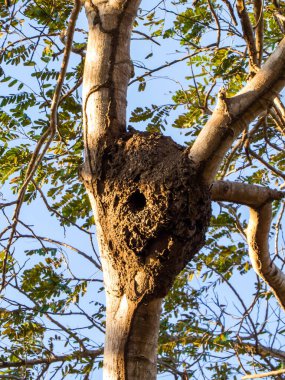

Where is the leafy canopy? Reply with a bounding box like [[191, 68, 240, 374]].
[[0, 0, 284, 379]]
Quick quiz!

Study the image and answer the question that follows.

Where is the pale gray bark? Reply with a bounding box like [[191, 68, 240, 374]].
[[83, 0, 140, 171], [103, 295, 162, 380], [189, 36, 285, 183], [211, 181, 284, 206], [212, 181, 285, 311], [81, 2, 164, 379], [247, 203, 285, 311], [80, 0, 285, 377]]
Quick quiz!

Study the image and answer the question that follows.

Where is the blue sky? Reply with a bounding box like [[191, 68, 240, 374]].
[[0, 1, 284, 379]]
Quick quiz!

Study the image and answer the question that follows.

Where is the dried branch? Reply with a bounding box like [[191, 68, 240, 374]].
[[129, 52, 203, 86], [219, 116, 264, 179], [130, 46, 242, 86], [33, 181, 92, 236]]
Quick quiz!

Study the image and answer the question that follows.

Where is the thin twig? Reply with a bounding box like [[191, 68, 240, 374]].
[[248, 147, 285, 180], [207, 0, 221, 46], [132, 30, 161, 45], [0, 0, 82, 293]]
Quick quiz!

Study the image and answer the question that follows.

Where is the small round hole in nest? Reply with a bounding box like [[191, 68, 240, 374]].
[[128, 190, 146, 212]]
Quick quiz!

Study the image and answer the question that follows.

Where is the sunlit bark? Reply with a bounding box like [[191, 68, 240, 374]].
[[81, 1, 165, 378], [190, 37, 285, 183], [212, 181, 285, 311]]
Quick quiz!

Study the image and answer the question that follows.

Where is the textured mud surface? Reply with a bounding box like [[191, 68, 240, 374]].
[[94, 132, 211, 300]]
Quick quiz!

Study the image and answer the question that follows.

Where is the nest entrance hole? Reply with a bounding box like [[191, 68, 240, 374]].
[[128, 190, 146, 212]]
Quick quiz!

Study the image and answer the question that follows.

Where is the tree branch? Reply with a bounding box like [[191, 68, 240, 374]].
[[15, 233, 100, 268], [0, 348, 103, 369], [211, 181, 284, 207], [207, 0, 221, 46], [189, 36, 285, 183], [221, 0, 238, 26], [0, 0, 82, 293], [132, 30, 160, 45], [247, 203, 285, 311], [253, 0, 264, 67], [242, 368, 285, 379], [247, 147, 285, 180], [211, 180, 285, 311], [236, 0, 258, 70], [272, 96, 285, 135]]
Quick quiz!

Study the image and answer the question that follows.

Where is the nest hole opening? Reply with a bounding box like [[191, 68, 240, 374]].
[[128, 190, 146, 212]]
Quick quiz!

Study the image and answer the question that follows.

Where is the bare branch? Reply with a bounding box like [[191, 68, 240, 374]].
[[129, 53, 203, 86], [0, 348, 103, 369], [0, 0, 81, 293], [221, 0, 238, 26], [242, 368, 285, 379], [236, 0, 258, 70], [253, 0, 264, 66], [0, 201, 18, 209], [16, 233, 101, 268], [132, 30, 160, 45], [189, 36, 285, 183], [33, 181, 93, 236], [211, 181, 284, 207], [207, 0, 221, 46], [212, 181, 285, 311], [219, 116, 264, 179], [247, 147, 285, 180], [129, 47, 241, 86], [247, 203, 285, 312]]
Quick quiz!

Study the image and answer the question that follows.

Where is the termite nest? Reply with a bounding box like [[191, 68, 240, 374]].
[[95, 131, 211, 300]]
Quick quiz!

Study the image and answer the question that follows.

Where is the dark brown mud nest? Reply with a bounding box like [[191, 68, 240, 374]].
[[96, 132, 211, 300]]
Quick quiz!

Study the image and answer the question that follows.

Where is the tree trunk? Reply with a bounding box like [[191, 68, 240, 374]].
[[81, 2, 211, 379], [86, 185, 164, 379], [104, 294, 162, 379]]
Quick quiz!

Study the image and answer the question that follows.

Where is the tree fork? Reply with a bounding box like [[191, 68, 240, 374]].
[[212, 181, 285, 311], [83, 131, 211, 378], [81, 1, 211, 378]]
